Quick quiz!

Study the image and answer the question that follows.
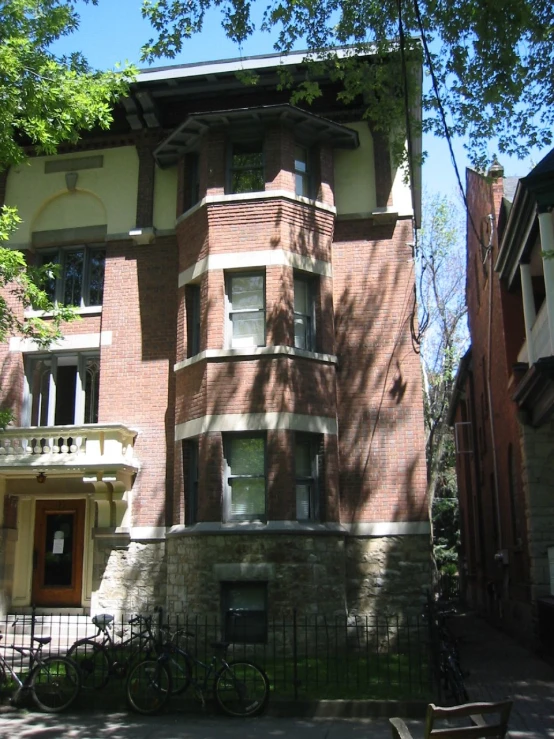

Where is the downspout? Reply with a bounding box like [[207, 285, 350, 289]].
[[484, 214, 504, 555]]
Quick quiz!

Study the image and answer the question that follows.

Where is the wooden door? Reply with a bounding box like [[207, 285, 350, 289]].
[[32, 499, 85, 607]]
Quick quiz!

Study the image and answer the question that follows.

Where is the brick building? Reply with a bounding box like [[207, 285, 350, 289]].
[[0, 51, 430, 626], [450, 151, 554, 653]]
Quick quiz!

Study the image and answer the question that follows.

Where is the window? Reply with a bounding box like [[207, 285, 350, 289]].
[[223, 435, 266, 521], [185, 284, 201, 357], [294, 145, 310, 197], [229, 141, 264, 194], [294, 274, 316, 351], [185, 152, 200, 210], [226, 272, 265, 348], [221, 582, 267, 643], [38, 246, 105, 307], [185, 439, 199, 525], [25, 353, 100, 427], [295, 434, 322, 521]]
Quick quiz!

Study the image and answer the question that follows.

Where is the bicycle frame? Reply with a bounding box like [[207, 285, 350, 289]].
[[1, 638, 50, 689]]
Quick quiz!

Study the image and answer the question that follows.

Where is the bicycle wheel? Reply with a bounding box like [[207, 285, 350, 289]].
[[214, 660, 269, 717], [445, 656, 468, 704], [30, 656, 82, 713], [165, 647, 192, 696], [67, 639, 110, 690], [126, 659, 172, 715]]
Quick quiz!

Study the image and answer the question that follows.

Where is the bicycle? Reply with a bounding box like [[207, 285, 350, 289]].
[[126, 628, 269, 718], [66, 613, 156, 690], [0, 625, 81, 712], [430, 600, 469, 704]]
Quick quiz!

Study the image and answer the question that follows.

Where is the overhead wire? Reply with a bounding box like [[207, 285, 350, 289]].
[[396, 0, 428, 351], [410, 0, 486, 252]]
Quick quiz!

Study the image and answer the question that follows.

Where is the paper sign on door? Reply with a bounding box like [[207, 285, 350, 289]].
[[53, 531, 65, 554]]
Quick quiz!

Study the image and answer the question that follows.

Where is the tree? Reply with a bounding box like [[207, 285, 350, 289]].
[[416, 193, 467, 572], [142, 0, 554, 169], [0, 1, 134, 426]]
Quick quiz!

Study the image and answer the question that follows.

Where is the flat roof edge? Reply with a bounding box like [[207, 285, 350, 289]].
[[137, 46, 378, 84]]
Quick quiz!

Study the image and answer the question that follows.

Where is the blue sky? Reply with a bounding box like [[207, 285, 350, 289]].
[[53, 0, 549, 207]]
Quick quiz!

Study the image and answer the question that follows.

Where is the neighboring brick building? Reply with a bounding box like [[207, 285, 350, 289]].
[[450, 151, 554, 654], [0, 50, 430, 627]]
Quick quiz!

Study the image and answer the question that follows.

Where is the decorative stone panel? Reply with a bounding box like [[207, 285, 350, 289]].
[[92, 537, 167, 615]]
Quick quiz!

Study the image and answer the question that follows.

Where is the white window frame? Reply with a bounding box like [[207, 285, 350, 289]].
[[222, 433, 267, 522], [225, 271, 266, 349], [294, 273, 316, 352], [23, 352, 100, 427], [295, 433, 321, 522]]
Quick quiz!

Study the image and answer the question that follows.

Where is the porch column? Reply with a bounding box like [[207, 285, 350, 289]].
[[539, 209, 554, 354], [520, 263, 537, 364]]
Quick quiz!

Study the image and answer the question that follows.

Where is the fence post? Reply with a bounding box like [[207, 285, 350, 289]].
[[293, 608, 298, 702]]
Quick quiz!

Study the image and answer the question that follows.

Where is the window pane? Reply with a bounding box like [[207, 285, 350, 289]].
[[229, 437, 264, 475], [295, 440, 312, 476], [30, 359, 52, 426], [295, 146, 308, 197], [295, 146, 307, 173], [230, 478, 265, 516], [230, 275, 264, 310], [63, 250, 85, 306], [39, 253, 58, 303], [294, 316, 308, 349], [294, 279, 308, 313], [231, 143, 264, 194], [231, 313, 265, 347], [85, 359, 100, 424], [227, 585, 266, 611], [296, 484, 311, 519], [88, 250, 105, 306]]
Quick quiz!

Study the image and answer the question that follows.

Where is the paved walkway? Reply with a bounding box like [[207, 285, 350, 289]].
[[451, 610, 554, 738]]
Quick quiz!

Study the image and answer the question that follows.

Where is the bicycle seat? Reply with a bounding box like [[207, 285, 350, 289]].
[[33, 636, 52, 645], [211, 641, 230, 650], [92, 613, 114, 627]]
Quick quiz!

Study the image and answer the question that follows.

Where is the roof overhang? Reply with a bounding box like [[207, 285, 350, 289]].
[[154, 104, 360, 168], [496, 147, 554, 288]]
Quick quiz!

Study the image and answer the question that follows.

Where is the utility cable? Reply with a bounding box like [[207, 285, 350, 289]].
[[411, 0, 486, 253], [397, 0, 424, 350]]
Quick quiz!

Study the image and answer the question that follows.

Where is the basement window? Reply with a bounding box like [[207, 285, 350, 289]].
[[221, 581, 267, 643]]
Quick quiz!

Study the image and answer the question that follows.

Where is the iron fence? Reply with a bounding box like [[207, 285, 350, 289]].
[[0, 608, 434, 702]]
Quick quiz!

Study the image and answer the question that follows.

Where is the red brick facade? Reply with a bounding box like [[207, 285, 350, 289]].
[[0, 53, 431, 617]]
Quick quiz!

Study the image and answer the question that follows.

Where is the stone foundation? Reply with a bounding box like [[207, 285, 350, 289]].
[[91, 536, 167, 615], [164, 531, 432, 617], [346, 535, 432, 616]]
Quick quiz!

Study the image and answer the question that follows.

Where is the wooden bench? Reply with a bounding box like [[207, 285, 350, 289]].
[[390, 701, 513, 739]]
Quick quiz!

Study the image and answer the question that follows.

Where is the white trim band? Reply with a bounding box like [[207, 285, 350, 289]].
[[179, 247, 332, 287], [167, 521, 429, 536], [342, 522, 431, 536], [176, 412, 337, 439], [10, 331, 112, 353], [174, 346, 338, 372], [177, 189, 335, 229]]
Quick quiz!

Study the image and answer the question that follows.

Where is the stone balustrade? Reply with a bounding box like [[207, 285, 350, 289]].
[[0, 424, 139, 476]]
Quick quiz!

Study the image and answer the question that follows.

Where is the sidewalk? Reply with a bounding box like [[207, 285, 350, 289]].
[[450, 610, 554, 738]]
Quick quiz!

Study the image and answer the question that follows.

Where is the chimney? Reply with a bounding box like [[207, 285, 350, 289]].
[[488, 157, 504, 219]]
